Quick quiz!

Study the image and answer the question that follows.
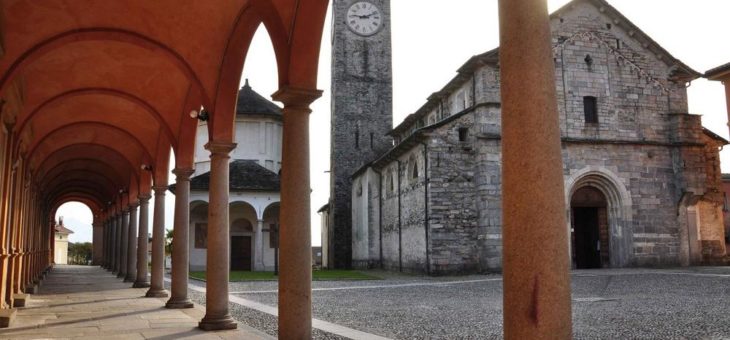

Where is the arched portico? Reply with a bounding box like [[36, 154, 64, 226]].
[[565, 168, 634, 268]]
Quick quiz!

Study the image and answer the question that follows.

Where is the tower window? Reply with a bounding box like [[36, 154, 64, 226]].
[[583, 96, 598, 124], [412, 161, 419, 180], [458, 127, 469, 142], [370, 132, 374, 149]]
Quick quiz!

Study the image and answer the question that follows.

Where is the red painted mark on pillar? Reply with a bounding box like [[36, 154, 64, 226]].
[[529, 275, 540, 325]]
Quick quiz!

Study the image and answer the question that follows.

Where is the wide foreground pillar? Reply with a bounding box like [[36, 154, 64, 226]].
[[125, 203, 139, 282], [165, 169, 194, 309], [134, 194, 151, 288], [498, 0, 572, 339], [199, 142, 237, 331], [272, 87, 322, 339], [146, 187, 169, 297]]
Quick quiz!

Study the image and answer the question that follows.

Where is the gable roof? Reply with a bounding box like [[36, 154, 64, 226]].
[[236, 79, 282, 118], [55, 224, 74, 235], [171, 160, 280, 193], [703, 128, 729, 145], [552, 0, 700, 81]]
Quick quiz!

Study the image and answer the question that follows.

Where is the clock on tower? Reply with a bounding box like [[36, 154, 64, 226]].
[[328, 0, 393, 269]]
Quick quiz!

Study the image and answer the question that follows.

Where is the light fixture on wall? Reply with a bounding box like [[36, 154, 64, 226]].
[[140, 164, 153, 171], [189, 109, 209, 121]]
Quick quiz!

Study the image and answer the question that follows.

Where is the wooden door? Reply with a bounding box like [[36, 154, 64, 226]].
[[230, 236, 252, 271]]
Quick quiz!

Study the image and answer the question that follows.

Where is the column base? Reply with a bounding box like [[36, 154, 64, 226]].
[[199, 314, 238, 331], [25, 285, 38, 295], [116, 272, 126, 279], [12, 294, 28, 307], [145, 288, 169, 298], [0, 308, 16, 328], [133, 281, 151, 288], [123, 275, 135, 282], [165, 298, 194, 309]]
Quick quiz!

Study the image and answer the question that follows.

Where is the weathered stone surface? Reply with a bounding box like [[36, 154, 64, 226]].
[[351, 0, 724, 275]]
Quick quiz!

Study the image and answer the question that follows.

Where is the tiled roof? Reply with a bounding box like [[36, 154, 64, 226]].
[[236, 79, 282, 117], [55, 224, 74, 234], [171, 160, 280, 193]]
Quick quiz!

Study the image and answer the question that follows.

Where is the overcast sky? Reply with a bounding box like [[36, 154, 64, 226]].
[[57, 0, 730, 246]]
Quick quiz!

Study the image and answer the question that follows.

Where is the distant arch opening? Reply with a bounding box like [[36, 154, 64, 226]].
[[54, 201, 93, 265]]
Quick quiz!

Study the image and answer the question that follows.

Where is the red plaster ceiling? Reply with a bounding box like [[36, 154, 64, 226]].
[[0, 0, 329, 216]]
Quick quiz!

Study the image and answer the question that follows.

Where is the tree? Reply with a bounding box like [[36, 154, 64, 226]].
[[165, 228, 173, 256], [68, 242, 92, 265]]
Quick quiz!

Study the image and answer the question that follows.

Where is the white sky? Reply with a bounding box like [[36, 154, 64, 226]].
[[58, 0, 730, 246]]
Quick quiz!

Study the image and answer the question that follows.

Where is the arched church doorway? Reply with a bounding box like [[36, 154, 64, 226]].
[[570, 186, 609, 269]]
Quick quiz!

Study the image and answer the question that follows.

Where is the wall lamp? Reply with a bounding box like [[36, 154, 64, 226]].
[[190, 109, 209, 121], [140, 164, 153, 171]]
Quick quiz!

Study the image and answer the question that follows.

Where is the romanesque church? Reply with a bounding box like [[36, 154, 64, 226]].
[[322, 0, 727, 274]]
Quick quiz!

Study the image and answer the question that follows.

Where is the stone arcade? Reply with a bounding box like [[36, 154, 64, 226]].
[[345, 0, 727, 274]]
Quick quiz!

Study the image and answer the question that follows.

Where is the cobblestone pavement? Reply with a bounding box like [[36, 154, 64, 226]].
[[196, 267, 730, 339]]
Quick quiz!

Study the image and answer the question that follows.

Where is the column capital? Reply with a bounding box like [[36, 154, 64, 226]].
[[204, 141, 237, 156], [271, 86, 323, 110], [172, 168, 195, 180], [152, 186, 168, 195], [138, 194, 152, 202], [129, 202, 140, 209]]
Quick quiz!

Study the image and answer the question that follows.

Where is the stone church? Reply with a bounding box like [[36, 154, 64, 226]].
[[323, 0, 728, 274]]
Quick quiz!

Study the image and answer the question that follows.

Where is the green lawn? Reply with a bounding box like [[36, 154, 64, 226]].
[[190, 269, 380, 282]]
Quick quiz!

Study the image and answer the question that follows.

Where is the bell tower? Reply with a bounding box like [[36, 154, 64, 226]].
[[329, 0, 393, 268]]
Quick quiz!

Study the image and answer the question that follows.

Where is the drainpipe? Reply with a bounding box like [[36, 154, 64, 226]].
[[421, 142, 431, 275], [397, 160, 402, 272]]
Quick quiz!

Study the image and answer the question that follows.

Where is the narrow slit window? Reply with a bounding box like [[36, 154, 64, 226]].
[[583, 96, 598, 124], [458, 127, 469, 142]]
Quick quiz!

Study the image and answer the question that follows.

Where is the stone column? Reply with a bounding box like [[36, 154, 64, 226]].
[[92, 222, 103, 265], [272, 87, 321, 339], [117, 209, 130, 279], [125, 203, 139, 282], [104, 220, 110, 268], [113, 214, 120, 274], [165, 168, 194, 309], [199, 142, 237, 330], [498, 0, 572, 339], [146, 186, 169, 297], [134, 194, 151, 288], [254, 220, 264, 271]]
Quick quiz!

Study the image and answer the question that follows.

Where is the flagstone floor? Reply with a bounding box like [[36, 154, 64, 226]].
[[0, 265, 272, 340]]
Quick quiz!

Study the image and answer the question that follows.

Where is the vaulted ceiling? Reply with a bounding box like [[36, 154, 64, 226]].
[[0, 0, 328, 218]]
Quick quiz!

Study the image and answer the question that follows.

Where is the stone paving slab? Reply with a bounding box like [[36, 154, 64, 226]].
[[0, 265, 273, 340]]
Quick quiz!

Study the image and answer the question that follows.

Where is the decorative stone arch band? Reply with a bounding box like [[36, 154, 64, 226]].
[[564, 167, 634, 267]]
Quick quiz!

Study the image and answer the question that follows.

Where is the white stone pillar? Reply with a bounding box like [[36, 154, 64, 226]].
[[254, 220, 264, 271], [499, 0, 572, 338], [199, 142, 237, 330], [134, 194, 151, 288], [117, 208, 129, 279], [146, 187, 169, 297], [165, 168, 194, 309], [125, 203, 139, 282]]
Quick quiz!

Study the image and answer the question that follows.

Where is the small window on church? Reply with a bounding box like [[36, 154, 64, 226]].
[[458, 127, 469, 142], [411, 161, 419, 180], [387, 171, 395, 193], [583, 96, 598, 124]]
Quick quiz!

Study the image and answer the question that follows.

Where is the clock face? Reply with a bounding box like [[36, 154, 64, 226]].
[[346, 2, 382, 36]]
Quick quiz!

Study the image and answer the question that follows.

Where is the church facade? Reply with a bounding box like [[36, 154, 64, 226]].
[[344, 0, 727, 274]]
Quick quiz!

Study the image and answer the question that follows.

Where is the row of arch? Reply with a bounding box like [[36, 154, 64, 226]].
[[0, 0, 327, 337]]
